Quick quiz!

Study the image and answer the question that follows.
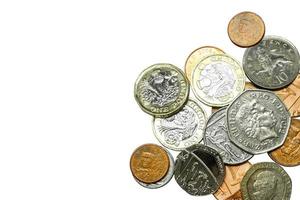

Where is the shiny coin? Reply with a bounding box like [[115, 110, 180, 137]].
[[134, 63, 189, 117], [241, 162, 292, 200], [228, 11, 265, 47], [204, 107, 253, 164], [191, 54, 245, 107], [153, 100, 206, 151], [243, 36, 300, 89], [269, 119, 300, 167], [227, 89, 291, 154], [174, 144, 225, 196]]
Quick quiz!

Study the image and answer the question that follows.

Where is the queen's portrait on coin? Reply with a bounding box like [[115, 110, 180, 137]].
[[251, 171, 277, 200]]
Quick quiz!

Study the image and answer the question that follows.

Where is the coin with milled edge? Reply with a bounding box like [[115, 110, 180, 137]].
[[204, 107, 253, 164], [153, 100, 206, 151], [241, 162, 292, 200], [185, 46, 225, 82], [174, 144, 225, 196], [243, 36, 300, 89], [134, 63, 189, 117], [227, 89, 291, 154], [191, 54, 245, 107]]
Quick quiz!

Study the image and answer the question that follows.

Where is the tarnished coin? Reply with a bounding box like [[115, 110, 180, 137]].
[[153, 100, 206, 151], [227, 90, 291, 154], [243, 36, 300, 89], [214, 162, 252, 200], [204, 107, 253, 164], [269, 119, 300, 167], [185, 46, 225, 82], [191, 54, 245, 107], [241, 162, 292, 200], [134, 63, 189, 117], [228, 11, 265, 47], [174, 144, 225, 196]]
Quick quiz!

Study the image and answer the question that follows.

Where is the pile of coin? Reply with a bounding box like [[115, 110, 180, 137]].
[[130, 11, 300, 200]]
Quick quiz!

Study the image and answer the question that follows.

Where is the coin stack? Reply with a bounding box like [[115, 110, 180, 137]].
[[130, 11, 299, 200]]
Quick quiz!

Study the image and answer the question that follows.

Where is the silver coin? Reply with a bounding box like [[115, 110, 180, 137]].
[[243, 36, 300, 89], [153, 100, 206, 151], [227, 89, 291, 154], [203, 107, 253, 164]]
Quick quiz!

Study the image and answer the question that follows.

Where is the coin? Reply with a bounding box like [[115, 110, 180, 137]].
[[226, 191, 242, 200], [174, 144, 225, 196], [134, 63, 189, 117], [153, 100, 206, 151], [228, 11, 265, 47], [227, 89, 291, 154], [214, 162, 252, 200], [243, 36, 300, 89], [185, 46, 225, 82], [244, 82, 257, 90], [241, 162, 292, 200], [269, 119, 300, 167], [204, 107, 253, 164], [191, 54, 245, 107]]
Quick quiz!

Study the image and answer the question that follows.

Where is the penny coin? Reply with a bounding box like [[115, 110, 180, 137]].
[[174, 144, 225, 196], [191, 54, 245, 107], [269, 119, 300, 167], [241, 162, 292, 200], [185, 46, 225, 82], [214, 162, 252, 200], [227, 89, 291, 154], [226, 191, 242, 200], [134, 63, 189, 117], [204, 107, 253, 164], [153, 100, 206, 151], [244, 82, 257, 90], [228, 11, 265, 47], [243, 36, 300, 90]]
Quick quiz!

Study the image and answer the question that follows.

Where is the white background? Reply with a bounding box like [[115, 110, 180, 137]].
[[0, 0, 299, 199]]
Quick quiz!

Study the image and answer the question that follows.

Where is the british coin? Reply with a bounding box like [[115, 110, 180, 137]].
[[228, 11, 265, 47], [191, 54, 245, 107], [243, 36, 300, 89], [153, 100, 206, 151], [269, 119, 300, 167], [204, 107, 253, 164], [184, 46, 225, 82], [241, 162, 292, 200], [227, 89, 291, 154], [174, 144, 225, 196], [134, 63, 189, 117], [226, 191, 242, 200], [214, 162, 252, 200], [244, 82, 257, 90]]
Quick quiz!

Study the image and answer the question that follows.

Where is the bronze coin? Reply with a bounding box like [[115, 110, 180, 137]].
[[228, 11, 265, 47], [269, 119, 300, 167], [244, 82, 257, 90], [130, 144, 170, 183]]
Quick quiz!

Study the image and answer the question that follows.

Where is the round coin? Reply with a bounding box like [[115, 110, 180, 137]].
[[227, 89, 291, 154], [134, 63, 189, 117], [204, 107, 253, 164], [174, 144, 225, 196], [241, 162, 292, 200], [153, 100, 206, 151], [243, 36, 300, 89], [191, 54, 245, 107], [228, 11, 265, 47]]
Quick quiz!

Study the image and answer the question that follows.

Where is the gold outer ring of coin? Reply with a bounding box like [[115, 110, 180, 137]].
[[130, 144, 170, 184], [228, 11, 265, 48]]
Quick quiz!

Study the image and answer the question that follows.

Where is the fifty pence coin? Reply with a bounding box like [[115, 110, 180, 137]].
[[204, 107, 253, 164], [153, 100, 206, 151], [134, 63, 189, 117], [243, 36, 300, 89], [241, 162, 292, 200], [191, 54, 245, 107], [227, 89, 291, 154], [174, 144, 225, 196]]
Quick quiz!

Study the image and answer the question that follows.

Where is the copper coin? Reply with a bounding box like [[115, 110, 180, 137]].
[[228, 11, 265, 47], [130, 144, 170, 183], [214, 162, 252, 200], [269, 119, 300, 166], [244, 82, 257, 90], [227, 191, 242, 200]]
